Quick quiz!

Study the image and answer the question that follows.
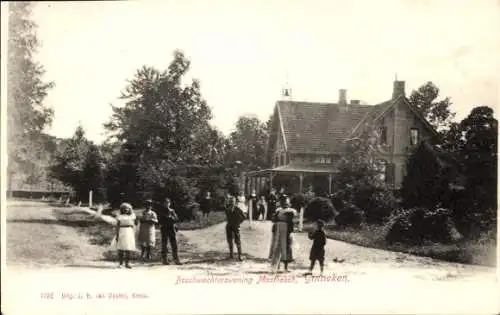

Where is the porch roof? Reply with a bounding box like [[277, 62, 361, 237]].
[[246, 164, 338, 177]]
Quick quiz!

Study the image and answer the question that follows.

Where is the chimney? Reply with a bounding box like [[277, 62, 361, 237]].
[[350, 99, 360, 105], [339, 89, 347, 104], [392, 80, 405, 99]]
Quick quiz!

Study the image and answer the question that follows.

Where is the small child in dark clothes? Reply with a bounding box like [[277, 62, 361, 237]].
[[307, 219, 327, 275]]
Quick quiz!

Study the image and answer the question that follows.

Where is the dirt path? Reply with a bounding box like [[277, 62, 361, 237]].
[[6, 200, 496, 281], [182, 220, 496, 282], [5, 201, 499, 314]]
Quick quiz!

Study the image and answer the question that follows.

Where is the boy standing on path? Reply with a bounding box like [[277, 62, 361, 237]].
[[156, 197, 181, 265], [225, 196, 246, 261], [306, 219, 327, 275]]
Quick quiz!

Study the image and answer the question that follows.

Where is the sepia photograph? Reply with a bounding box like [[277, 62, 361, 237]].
[[1, 1, 499, 314]]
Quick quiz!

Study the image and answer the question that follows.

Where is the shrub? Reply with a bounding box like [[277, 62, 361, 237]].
[[290, 193, 308, 211], [304, 197, 336, 221], [363, 189, 398, 224], [385, 207, 460, 245], [330, 186, 395, 225], [330, 190, 347, 210], [335, 202, 365, 227]]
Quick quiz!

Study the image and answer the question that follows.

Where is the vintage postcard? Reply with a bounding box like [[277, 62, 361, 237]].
[[1, 1, 499, 314]]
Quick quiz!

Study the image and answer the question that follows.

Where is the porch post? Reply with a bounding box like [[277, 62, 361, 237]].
[[269, 172, 274, 192], [328, 173, 333, 195], [298, 172, 304, 194]]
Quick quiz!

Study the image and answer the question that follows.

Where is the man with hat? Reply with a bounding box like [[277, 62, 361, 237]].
[[225, 195, 246, 261], [155, 197, 181, 265]]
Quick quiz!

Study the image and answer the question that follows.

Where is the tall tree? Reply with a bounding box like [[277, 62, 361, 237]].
[[409, 82, 455, 131], [51, 126, 105, 202], [401, 142, 450, 209], [104, 50, 216, 207], [105, 51, 212, 165], [228, 115, 269, 171], [336, 126, 383, 190], [7, 2, 55, 189], [460, 106, 497, 213]]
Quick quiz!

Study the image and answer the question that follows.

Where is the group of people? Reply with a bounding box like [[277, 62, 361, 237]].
[[96, 197, 181, 268], [198, 190, 274, 221], [95, 190, 328, 275], [224, 193, 327, 274]]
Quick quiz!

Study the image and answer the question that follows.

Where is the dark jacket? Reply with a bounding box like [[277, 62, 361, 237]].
[[225, 205, 246, 227], [155, 205, 179, 231], [308, 229, 327, 260], [199, 197, 213, 212], [267, 194, 278, 209]]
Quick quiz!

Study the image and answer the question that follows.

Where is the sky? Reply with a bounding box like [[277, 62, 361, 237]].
[[31, 0, 500, 143]]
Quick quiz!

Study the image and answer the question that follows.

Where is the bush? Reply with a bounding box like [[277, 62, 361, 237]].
[[335, 202, 365, 227], [363, 189, 398, 224], [330, 186, 396, 224], [304, 197, 336, 221], [385, 207, 461, 245], [290, 193, 309, 211], [330, 190, 348, 210]]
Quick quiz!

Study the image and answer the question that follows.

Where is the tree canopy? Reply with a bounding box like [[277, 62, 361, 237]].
[[227, 115, 269, 171], [409, 81, 455, 131], [7, 2, 55, 188]]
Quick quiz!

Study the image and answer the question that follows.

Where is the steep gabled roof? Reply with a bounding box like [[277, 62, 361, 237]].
[[276, 99, 393, 153]]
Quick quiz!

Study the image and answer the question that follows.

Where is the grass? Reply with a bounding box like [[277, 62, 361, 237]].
[[177, 211, 227, 230], [53, 207, 116, 246], [7, 201, 113, 266], [302, 220, 497, 267]]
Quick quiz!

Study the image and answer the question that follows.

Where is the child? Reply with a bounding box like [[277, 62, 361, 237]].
[[307, 219, 327, 275], [97, 202, 138, 269], [138, 200, 158, 262]]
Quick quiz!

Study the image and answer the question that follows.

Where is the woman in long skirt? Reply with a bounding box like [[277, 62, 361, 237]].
[[138, 199, 158, 261], [268, 195, 297, 273], [96, 202, 138, 268]]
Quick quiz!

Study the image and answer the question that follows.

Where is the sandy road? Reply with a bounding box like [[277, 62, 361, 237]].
[[3, 201, 499, 314]]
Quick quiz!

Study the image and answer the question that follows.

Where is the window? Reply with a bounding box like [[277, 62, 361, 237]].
[[380, 126, 388, 145], [315, 156, 332, 164], [410, 128, 420, 146]]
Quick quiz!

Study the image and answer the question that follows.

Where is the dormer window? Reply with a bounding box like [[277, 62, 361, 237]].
[[410, 128, 420, 146]]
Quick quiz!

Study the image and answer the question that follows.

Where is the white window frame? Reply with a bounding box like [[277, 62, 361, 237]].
[[410, 128, 419, 146]]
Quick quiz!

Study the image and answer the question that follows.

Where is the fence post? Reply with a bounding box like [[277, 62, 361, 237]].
[[299, 206, 304, 232], [89, 190, 93, 208]]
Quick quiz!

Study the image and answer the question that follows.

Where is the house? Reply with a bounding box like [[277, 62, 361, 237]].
[[245, 80, 440, 195]]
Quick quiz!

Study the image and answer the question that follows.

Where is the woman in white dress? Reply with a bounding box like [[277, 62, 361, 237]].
[[96, 202, 138, 268], [268, 195, 297, 273]]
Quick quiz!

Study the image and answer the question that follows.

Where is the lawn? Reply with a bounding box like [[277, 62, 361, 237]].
[[302, 221, 497, 267]]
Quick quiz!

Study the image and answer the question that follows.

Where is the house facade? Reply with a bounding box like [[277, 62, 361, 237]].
[[245, 80, 440, 195]]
